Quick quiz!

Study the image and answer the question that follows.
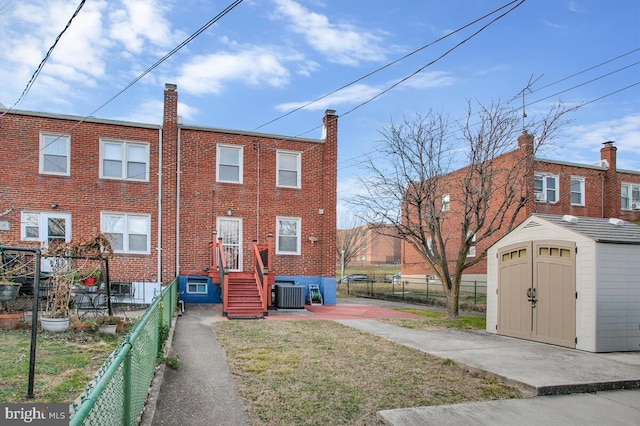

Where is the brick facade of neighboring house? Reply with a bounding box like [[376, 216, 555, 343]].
[[0, 84, 338, 303], [338, 224, 401, 266], [401, 134, 640, 279]]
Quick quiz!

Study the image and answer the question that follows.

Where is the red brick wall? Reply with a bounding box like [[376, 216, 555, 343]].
[[0, 111, 161, 283]]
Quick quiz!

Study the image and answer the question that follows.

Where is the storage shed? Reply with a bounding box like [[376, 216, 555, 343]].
[[486, 214, 640, 352]]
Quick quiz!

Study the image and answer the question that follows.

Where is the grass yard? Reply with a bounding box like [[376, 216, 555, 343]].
[[214, 318, 521, 426], [381, 309, 486, 330], [0, 327, 121, 403]]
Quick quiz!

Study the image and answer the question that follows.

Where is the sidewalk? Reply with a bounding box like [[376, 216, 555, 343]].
[[145, 299, 640, 425]]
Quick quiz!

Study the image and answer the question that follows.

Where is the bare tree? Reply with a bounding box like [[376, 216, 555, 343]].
[[351, 101, 569, 318], [336, 213, 368, 279]]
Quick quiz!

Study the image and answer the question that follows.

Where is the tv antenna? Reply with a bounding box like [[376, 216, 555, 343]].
[[513, 74, 543, 132]]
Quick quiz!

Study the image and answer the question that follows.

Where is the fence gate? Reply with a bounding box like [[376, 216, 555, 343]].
[[497, 240, 576, 348]]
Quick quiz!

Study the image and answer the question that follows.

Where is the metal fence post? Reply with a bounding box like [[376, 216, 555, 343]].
[[474, 281, 477, 305], [402, 280, 405, 301], [426, 277, 429, 299], [122, 340, 132, 426]]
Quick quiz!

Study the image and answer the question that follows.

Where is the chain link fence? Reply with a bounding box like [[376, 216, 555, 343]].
[[340, 276, 486, 311], [69, 279, 177, 426]]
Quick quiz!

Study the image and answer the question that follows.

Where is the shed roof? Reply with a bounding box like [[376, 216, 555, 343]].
[[532, 214, 640, 245]]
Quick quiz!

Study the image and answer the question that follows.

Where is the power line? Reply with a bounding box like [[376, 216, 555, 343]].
[[253, 0, 523, 131], [0, 0, 86, 118]]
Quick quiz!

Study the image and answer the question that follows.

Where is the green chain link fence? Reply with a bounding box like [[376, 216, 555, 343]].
[[69, 279, 178, 426]]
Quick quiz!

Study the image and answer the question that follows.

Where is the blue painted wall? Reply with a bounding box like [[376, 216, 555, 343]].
[[275, 275, 337, 306], [178, 275, 221, 304]]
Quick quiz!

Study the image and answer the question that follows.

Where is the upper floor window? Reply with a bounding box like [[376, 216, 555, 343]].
[[441, 194, 450, 212], [216, 144, 243, 183], [101, 212, 150, 254], [100, 139, 149, 181], [40, 133, 70, 176], [276, 150, 301, 188], [570, 176, 585, 206], [466, 233, 477, 257], [621, 182, 640, 210], [534, 173, 558, 203], [276, 216, 301, 255]]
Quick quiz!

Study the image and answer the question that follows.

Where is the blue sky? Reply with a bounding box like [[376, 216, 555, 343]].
[[0, 0, 638, 220]]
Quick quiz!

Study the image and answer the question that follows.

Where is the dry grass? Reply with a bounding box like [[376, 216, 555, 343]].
[[214, 320, 521, 426]]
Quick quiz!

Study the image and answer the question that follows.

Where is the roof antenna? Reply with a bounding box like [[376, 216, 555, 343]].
[[515, 74, 543, 132]]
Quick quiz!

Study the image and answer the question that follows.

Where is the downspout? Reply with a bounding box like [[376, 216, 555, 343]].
[[157, 128, 163, 285], [256, 140, 260, 242], [600, 173, 605, 218], [176, 126, 182, 275]]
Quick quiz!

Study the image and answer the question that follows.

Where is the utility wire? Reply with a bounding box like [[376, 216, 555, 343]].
[[253, 0, 523, 131], [296, 0, 527, 137], [0, 0, 86, 118]]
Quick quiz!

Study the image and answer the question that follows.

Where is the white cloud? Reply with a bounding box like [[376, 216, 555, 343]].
[[275, 83, 380, 112], [272, 0, 388, 66], [108, 0, 183, 54], [401, 71, 455, 89], [176, 48, 291, 95]]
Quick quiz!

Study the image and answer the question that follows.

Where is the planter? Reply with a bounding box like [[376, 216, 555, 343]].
[[0, 283, 21, 302], [98, 324, 117, 334], [0, 312, 22, 330], [82, 276, 96, 286], [41, 316, 70, 332], [74, 322, 91, 331]]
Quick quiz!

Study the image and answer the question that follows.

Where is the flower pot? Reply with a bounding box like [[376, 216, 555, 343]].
[[74, 322, 91, 331], [82, 276, 96, 286], [41, 316, 70, 332], [98, 324, 117, 334], [0, 283, 21, 302], [0, 312, 22, 330]]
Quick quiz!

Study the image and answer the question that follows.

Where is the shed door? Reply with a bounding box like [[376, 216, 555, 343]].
[[497, 243, 533, 340], [532, 241, 576, 347], [497, 240, 576, 348]]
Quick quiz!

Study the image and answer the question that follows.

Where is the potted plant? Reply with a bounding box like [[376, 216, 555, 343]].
[[0, 263, 23, 330], [41, 266, 73, 332], [95, 315, 125, 334]]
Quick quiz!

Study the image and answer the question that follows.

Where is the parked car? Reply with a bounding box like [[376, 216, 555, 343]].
[[341, 274, 369, 283], [385, 272, 401, 284]]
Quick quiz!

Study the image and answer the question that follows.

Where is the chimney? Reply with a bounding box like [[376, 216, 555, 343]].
[[600, 140, 617, 171], [161, 83, 179, 284], [322, 109, 337, 140]]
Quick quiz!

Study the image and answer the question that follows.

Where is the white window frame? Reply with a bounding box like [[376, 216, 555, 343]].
[[466, 233, 477, 257], [570, 176, 585, 206], [276, 150, 301, 188], [100, 138, 150, 181], [101, 212, 151, 254], [39, 132, 70, 176], [534, 173, 559, 203], [621, 182, 640, 210], [276, 216, 301, 255], [186, 277, 208, 294], [216, 144, 243, 184], [441, 194, 450, 212]]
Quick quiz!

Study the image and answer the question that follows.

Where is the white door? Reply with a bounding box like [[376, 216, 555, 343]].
[[216, 217, 242, 271], [34, 212, 72, 272]]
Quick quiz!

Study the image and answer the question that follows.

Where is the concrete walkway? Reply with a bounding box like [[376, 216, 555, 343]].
[[145, 299, 640, 426]]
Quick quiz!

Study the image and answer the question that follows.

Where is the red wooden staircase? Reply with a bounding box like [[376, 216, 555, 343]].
[[226, 272, 265, 319]]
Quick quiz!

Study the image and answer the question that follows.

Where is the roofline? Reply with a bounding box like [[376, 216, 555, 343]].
[[180, 124, 324, 144], [1, 108, 161, 130], [1, 108, 326, 143], [531, 214, 640, 245], [535, 157, 607, 171]]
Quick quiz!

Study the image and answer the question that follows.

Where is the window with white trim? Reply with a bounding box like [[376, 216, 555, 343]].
[[216, 144, 243, 183], [534, 173, 558, 203], [570, 176, 585, 206], [186, 277, 208, 294], [100, 139, 149, 181], [22, 212, 41, 241], [441, 194, 450, 211], [276, 150, 301, 188], [621, 182, 640, 210], [101, 212, 151, 254], [276, 216, 301, 255], [466, 233, 477, 257], [40, 132, 70, 175]]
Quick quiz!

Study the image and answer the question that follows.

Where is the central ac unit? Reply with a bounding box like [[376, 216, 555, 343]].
[[275, 284, 305, 309]]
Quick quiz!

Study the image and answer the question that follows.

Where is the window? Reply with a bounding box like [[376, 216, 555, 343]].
[[466, 233, 477, 257], [534, 173, 558, 203], [570, 176, 585, 206], [101, 212, 150, 254], [216, 144, 243, 183], [276, 150, 301, 188], [100, 139, 149, 181], [186, 277, 208, 294], [22, 212, 41, 241], [276, 217, 301, 255], [40, 133, 70, 175], [441, 194, 450, 211], [621, 182, 640, 210]]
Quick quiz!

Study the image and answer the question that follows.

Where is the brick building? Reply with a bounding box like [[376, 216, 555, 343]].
[[401, 133, 640, 280], [0, 84, 338, 307], [337, 224, 400, 266]]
